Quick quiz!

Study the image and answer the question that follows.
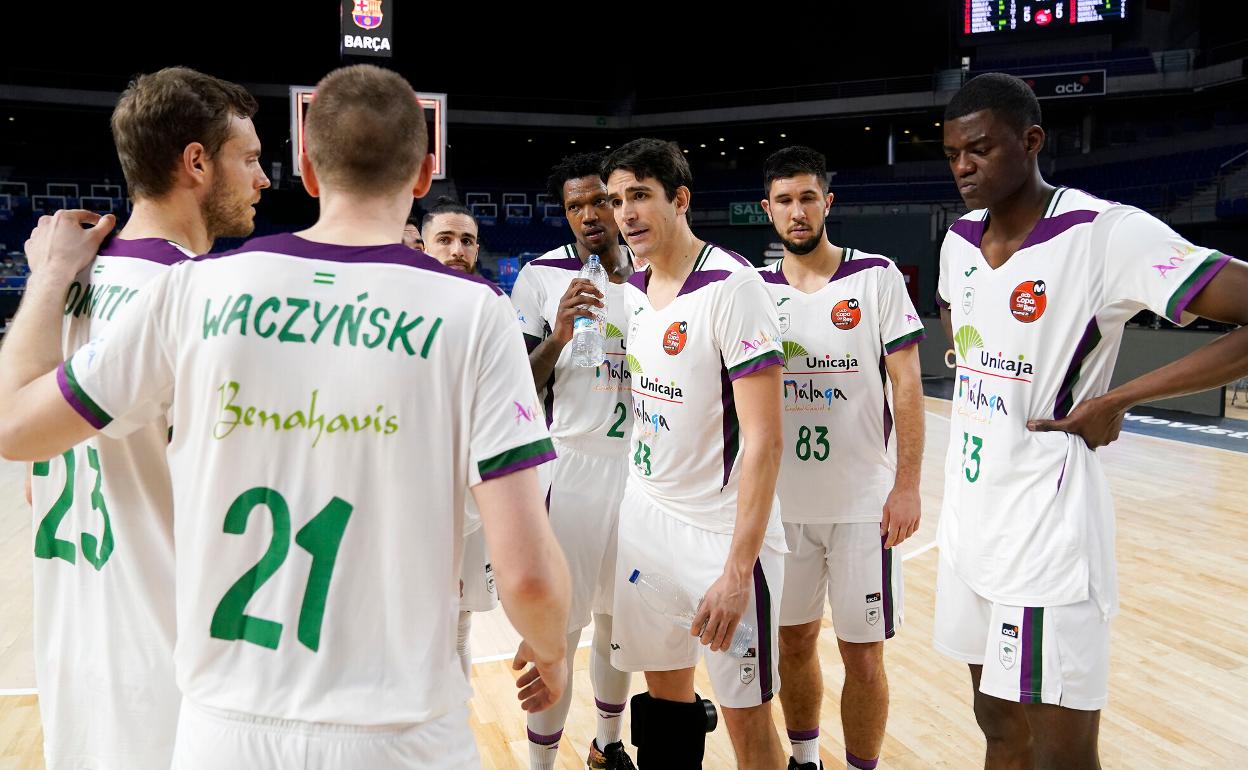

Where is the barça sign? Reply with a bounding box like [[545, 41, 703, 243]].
[[341, 0, 394, 58]]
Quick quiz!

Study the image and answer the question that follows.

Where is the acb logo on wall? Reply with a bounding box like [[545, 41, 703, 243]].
[[341, 0, 393, 58]]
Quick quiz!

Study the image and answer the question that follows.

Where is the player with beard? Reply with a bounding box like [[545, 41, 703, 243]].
[[509, 153, 636, 770], [757, 147, 925, 770], [403, 214, 425, 250], [25, 67, 269, 770], [3, 64, 569, 769], [420, 196, 501, 684]]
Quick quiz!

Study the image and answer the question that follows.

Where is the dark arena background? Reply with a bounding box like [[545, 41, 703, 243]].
[[0, 2, 1246, 768]]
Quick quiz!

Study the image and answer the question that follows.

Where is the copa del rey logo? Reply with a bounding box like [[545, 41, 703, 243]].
[[352, 0, 383, 29]]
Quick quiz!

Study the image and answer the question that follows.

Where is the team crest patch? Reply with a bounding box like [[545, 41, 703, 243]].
[[778, 312, 790, 335], [740, 664, 756, 684], [1009, 280, 1047, 323], [663, 321, 688, 355], [962, 287, 975, 314], [351, 0, 384, 29], [866, 607, 881, 626], [999, 641, 1017, 669], [831, 298, 861, 330]]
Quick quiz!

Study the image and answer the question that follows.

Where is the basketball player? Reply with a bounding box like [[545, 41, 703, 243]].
[[757, 146, 925, 770], [419, 196, 499, 683], [28, 67, 268, 770], [604, 138, 787, 769], [934, 72, 1248, 768], [0, 65, 571, 769], [403, 214, 425, 250], [509, 153, 635, 770]]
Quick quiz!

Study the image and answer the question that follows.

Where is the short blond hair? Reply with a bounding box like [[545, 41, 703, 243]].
[[304, 65, 427, 195]]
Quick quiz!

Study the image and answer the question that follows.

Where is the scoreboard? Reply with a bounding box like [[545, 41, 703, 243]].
[[963, 1, 1127, 37]]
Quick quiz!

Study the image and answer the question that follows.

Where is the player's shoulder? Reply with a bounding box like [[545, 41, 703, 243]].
[[96, 236, 192, 267], [524, 244, 584, 274], [944, 207, 990, 247], [198, 232, 504, 296], [834, 247, 897, 279]]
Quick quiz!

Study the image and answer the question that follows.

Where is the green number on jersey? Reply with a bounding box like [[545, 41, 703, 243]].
[[633, 441, 652, 476], [33, 445, 114, 569], [794, 425, 830, 462], [607, 402, 627, 438], [210, 488, 354, 653], [961, 432, 984, 483]]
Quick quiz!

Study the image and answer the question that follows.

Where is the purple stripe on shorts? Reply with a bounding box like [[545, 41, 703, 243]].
[[881, 537, 895, 640], [595, 698, 626, 714], [786, 727, 819, 741], [752, 559, 775, 702], [527, 728, 563, 746]]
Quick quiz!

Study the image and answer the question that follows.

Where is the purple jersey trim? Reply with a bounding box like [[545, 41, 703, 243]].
[[1018, 209, 1099, 250], [760, 267, 788, 285], [201, 233, 503, 295], [935, 291, 951, 310], [529, 256, 583, 271], [57, 363, 108, 430], [948, 216, 987, 247], [711, 243, 752, 267], [831, 256, 892, 282], [1170, 252, 1231, 321], [677, 269, 734, 297], [97, 236, 189, 265]]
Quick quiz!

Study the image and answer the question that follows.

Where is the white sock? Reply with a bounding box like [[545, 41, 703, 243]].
[[526, 629, 580, 768], [456, 611, 472, 682], [526, 728, 561, 770], [590, 614, 630, 748], [787, 727, 820, 765]]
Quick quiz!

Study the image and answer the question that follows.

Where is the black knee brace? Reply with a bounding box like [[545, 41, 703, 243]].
[[629, 692, 717, 769]]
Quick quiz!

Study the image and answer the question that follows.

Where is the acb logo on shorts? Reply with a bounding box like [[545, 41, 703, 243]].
[[663, 321, 688, 355], [1009, 280, 1047, 323], [1001, 623, 1019, 638], [831, 298, 861, 330]]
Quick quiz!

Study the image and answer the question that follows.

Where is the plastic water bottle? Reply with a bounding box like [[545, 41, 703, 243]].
[[570, 254, 607, 367], [628, 569, 756, 658]]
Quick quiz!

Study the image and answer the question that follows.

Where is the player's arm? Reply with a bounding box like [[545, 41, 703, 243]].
[[473, 468, 571, 711], [527, 278, 601, 389], [1032, 261, 1248, 447], [882, 344, 924, 547], [694, 364, 783, 653], [0, 211, 114, 460]]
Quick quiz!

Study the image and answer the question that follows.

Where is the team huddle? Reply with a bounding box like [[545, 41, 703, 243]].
[[0, 64, 1244, 770]]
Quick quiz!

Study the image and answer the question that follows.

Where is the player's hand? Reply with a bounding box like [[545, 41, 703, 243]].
[[880, 483, 921, 548], [511, 640, 567, 713], [1027, 394, 1125, 450], [691, 570, 750, 653], [24, 210, 115, 282], [551, 278, 603, 346]]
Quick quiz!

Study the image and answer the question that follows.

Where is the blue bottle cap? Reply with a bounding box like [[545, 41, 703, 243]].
[[628, 569, 640, 583]]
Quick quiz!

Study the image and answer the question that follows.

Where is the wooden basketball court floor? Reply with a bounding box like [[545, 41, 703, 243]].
[[0, 396, 1244, 768]]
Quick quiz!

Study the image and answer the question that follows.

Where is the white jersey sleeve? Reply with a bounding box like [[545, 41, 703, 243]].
[[715, 271, 784, 380], [936, 228, 960, 311], [59, 268, 178, 435], [509, 261, 548, 349], [1095, 206, 1231, 326], [468, 295, 557, 486], [878, 262, 926, 355]]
